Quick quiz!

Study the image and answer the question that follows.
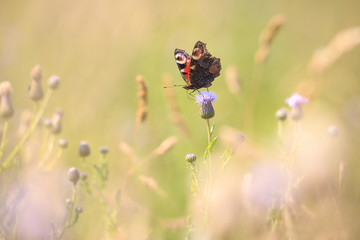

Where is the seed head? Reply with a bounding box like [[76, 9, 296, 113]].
[[67, 167, 80, 185], [153, 136, 178, 156], [135, 74, 148, 123], [225, 66, 241, 94], [78, 141, 91, 157]]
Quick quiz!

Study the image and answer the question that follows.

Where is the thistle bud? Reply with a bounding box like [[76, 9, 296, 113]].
[[48, 75, 60, 90], [31, 64, 42, 82], [79, 141, 90, 157], [75, 206, 83, 213], [50, 110, 63, 134], [29, 64, 44, 101], [65, 198, 72, 206], [67, 167, 80, 185], [0, 81, 14, 119], [275, 109, 287, 121], [185, 153, 197, 164], [327, 125, 339, 137], [80, 172, 87, 180], [290, 107, 303, 121], [99, 146, 109, 155], [195, 91, 217, 120], [42, 118, 53, 129], [199, 102, 215, 119], [58, 138, 68, 149]]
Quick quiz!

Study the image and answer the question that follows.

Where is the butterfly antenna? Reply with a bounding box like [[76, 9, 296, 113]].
[[163, 84, 186, 89]]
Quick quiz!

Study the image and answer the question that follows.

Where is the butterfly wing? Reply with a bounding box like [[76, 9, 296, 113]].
[[188, 41, 222, 90], [174, 49, 191, 86]]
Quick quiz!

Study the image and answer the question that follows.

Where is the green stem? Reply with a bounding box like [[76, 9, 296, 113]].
[[205, 119, 212, 221], [0, 120, 9, 159], [57, 184, 77, 239], [0, 89, 53, 172], [47, 148, 63, 171]]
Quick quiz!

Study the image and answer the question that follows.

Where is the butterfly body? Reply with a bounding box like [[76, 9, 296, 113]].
[[174, 41, 221, 90]]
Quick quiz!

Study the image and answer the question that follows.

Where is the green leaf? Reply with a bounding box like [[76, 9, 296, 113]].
[[210, 123, 215, 137], [204, 136, 218, 159]]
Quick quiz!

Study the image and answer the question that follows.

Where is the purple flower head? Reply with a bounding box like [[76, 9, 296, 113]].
[[285, 93, 308, 108], [195, 91, 217, 105]]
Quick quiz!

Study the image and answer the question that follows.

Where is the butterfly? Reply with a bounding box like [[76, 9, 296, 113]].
[[174, 41, 221, 91]]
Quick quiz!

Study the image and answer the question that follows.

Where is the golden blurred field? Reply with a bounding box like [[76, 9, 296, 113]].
[[1, 0, 360, 239]]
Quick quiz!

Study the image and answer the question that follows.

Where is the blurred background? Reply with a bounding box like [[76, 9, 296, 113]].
[[1, 0, 360, 239]]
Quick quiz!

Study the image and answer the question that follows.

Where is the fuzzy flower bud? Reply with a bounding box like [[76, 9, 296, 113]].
[[50, 110, 63, 134], [99, 146, 109, 154], [0, 81, 14, 119], [275, 108, 287, 121], [79, 141, 91, 157], [29, 64, 44, 101], [195, 91, 217, 119], [185, 153, 197, 164], [67, 167, 80, 185], [58, 138, 68, 149]]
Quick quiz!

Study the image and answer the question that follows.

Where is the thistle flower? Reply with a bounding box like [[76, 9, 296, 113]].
[[195, 91, 217, 119], [67, 167, 80, 185], [0, 81, 14, 119], [285, 93, 308, 108], [28, 64, 44, 101], [78, 141, 90, 157], [286, 93, 308, 120]]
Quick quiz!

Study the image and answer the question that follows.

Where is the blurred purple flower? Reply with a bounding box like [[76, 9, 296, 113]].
[[285, 93, 308, 108], [195, 91, 217, 105]]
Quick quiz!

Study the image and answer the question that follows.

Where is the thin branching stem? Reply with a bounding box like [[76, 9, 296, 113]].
[[0, 120, 9, 159], [0, 89, 53, 172]]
